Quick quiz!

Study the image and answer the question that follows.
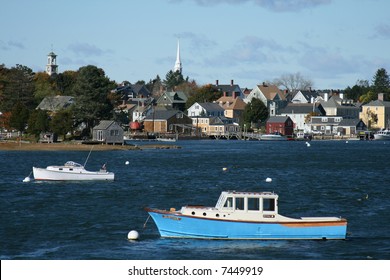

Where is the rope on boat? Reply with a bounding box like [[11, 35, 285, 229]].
[[143, 215, 151, 229], [83, 145, 94, 167]]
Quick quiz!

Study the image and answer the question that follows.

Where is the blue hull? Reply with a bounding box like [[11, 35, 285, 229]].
[[148, 211, 347, 240]]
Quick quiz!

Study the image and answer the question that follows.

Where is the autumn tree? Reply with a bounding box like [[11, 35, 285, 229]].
[[185, 84, 222, 109]]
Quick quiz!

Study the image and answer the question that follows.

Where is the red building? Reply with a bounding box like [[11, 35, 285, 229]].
[[266, 116, 294, 136]]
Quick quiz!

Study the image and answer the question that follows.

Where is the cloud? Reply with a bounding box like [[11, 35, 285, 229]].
[[298, 43, 362, 78], [374, 23, 390, 39], [203, 36, 294, 67], [0, 40, 25, 51], [67, 42, 113, 57], [170, 0, 331, 12], [175, 32, 217, 53]]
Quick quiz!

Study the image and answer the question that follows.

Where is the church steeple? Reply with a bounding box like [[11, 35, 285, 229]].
[[46, 51, 58, 76], [173, 40, 182, 74]]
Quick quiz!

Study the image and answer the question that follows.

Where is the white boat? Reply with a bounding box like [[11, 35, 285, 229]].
[[156, 137, 177, 142], [374, 129, 390, 141], [260, 132, 287, 141], [33, 161, 115, 181], [146, 190, 347, 240]]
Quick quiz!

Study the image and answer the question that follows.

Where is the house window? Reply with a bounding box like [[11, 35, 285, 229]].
[[322, 117, 328, 122], [195, 105, 199, 109], [335, 117, 341, 122]]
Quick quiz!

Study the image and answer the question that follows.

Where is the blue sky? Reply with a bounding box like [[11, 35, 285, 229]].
[[1, 0, 389, 89]]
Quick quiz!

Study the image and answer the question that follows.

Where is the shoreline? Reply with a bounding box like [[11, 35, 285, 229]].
[[0, 141, 181, 151]]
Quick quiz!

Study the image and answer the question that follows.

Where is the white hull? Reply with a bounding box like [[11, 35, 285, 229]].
[[260, 134, 287, 141], [33, 165, 114, 181], [374, 130, 390, 141]]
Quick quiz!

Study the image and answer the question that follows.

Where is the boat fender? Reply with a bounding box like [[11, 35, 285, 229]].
[[170, 208, 176, 212]]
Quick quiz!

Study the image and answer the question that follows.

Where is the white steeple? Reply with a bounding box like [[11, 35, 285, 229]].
[[46, 51, 58, 76], [173, 40, 182, 74]]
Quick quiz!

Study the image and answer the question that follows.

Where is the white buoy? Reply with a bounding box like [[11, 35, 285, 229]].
[[222, 167, 228, 171], [125, 161, 130, 165], [265, 177, 272, 183], [346, 141, 348, 144], [306, 142, 311, 147], [22, 177, 31, 183], [127, 230, 139, 240]]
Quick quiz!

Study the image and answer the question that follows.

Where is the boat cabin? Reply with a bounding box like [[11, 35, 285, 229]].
[[215, 191, 278, 214]]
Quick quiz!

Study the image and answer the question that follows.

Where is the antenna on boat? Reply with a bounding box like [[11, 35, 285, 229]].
[[83, 145, 94, 167]]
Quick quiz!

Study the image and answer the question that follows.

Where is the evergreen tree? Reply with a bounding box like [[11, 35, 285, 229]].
[[9, 101, 30, 133], [71, 65, 115, 134], [372, 68, 390, 95], [164, 70, 184, 91], [243, 98, 268, 129]]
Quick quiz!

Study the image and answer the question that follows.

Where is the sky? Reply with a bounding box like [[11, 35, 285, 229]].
[[1, 0, 389, 90]]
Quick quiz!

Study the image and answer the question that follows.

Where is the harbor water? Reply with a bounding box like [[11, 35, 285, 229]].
[[1, 140, 389, 259]]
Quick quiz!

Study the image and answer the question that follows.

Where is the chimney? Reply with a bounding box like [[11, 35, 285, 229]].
[[378, 93, 384, 101], [231, 79, 234, 86], [216, 80, 219, 86], [324, 92, 329, 102]]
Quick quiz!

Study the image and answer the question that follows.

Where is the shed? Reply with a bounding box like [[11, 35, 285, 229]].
[[143, 110, 192, 134], [266, 116, 294, 136], [92, 120, 124, 145]]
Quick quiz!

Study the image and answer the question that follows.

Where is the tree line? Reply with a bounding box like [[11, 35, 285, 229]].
[[0, 62, 389, 141]]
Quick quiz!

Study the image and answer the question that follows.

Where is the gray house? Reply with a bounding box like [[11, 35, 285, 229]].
[[92, 120, 124, 145]]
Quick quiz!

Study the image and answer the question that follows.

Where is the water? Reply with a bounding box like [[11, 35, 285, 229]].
[[1, 140, 389, 260]]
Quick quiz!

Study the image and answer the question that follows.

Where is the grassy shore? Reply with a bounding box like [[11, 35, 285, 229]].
[[0, 141, 180, 151]]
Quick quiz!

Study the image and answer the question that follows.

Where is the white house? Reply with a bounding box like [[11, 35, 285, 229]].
[[187, 102, 224, 117]]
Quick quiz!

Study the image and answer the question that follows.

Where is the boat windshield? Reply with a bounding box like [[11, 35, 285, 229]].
[[64, 161, 83, 167]]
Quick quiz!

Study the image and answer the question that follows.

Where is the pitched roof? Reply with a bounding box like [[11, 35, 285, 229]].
[[279, 103, 316, 114], [198, 102, 224, 112], [267, 116, 291, 123], [36, 95, 74, 111], [365, 100, 390, 107], [144, 110, 184, 121], [257, 84, 285, 101], [338, 118, 362, 126], [93, 120, 117, 130], [216, 96, 246, 110]]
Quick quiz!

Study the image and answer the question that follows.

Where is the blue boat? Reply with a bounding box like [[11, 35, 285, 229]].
[[145, 191, 347, 240]]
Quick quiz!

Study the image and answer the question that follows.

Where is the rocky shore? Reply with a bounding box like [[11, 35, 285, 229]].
[[0, 141, 181, 151]]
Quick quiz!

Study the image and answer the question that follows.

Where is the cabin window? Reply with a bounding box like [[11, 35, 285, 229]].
[[263, 198, 275, 211], [235, 197, 245, 210], [248, 197, 260, 211], [223, 197, 233, 209]]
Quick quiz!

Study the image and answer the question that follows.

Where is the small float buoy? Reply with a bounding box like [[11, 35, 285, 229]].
[[265, 177, 272, 183], [125, 161, 130, 165], [346, 141, 348, 144], [306, 142, 311, 147], [222, 167, 228, 171], [127, 230, 139, 240], [22, 177, 31, 183]]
